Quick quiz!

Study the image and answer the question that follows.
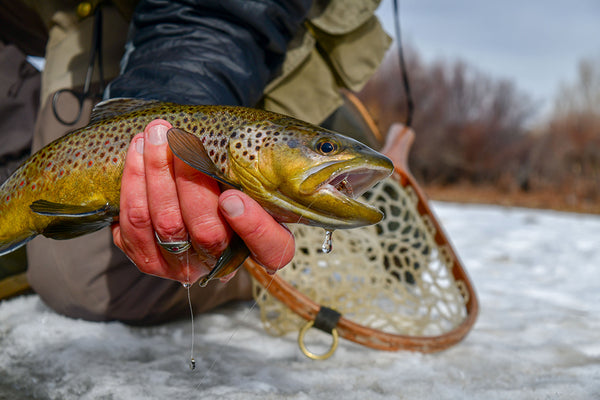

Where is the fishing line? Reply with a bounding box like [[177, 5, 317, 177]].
[[183, 248, 196, 371], [393, 0, 414, 127], [186, 284, 195, 370], [194, 207, 309, 389]]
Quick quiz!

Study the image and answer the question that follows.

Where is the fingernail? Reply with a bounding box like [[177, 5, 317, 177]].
[[148, 124, 168, 145], [221, 194, 245, 218], [135, 137, 144, 154]]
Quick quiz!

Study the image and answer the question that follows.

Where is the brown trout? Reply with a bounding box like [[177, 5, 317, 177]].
[[0, 99, 393, 282]]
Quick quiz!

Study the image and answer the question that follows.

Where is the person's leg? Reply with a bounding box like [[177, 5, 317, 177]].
[[0, 42, 41, 299], [26, 6, 252, 325]]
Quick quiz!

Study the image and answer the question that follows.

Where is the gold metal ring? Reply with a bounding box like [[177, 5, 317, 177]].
[[297, 320, 339, 360], [77, 2, 93, 18]]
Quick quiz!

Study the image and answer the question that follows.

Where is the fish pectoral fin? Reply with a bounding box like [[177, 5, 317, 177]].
[[198, 235, 250, 287], [166, 127, 240, 189], [30, 200, 111, 217], [41, 216, 114, 240]]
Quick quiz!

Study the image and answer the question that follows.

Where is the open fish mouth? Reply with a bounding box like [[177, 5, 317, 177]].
[[305, 166, 391, 205], [321, 168, 389, 200], [289, 154, 394, 228], [324, 167, 391, 200]]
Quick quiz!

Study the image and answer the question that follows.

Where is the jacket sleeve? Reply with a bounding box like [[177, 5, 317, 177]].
[[107, 0, 312, 106]]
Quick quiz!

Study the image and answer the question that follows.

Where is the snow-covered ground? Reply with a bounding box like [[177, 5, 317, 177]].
[[1, 203, 598, 399]]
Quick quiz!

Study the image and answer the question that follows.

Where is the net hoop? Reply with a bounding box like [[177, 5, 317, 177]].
[[246, 91, 478, 354], [245, 162, 478, 353]]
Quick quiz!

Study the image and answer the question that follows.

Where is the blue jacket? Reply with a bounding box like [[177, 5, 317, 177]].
[[107, 0, 312, 107]]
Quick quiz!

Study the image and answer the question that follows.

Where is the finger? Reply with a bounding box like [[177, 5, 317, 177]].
[[173, 156, 230, 257], [112, 133, 165, 276], [143, 120, 187, 243], [113, 130, 212, 284], [218, 190, 295, 273]]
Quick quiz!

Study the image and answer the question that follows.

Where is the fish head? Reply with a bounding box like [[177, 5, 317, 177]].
[[228, 118, 394, 229]]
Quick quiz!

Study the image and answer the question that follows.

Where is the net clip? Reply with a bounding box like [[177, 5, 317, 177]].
[[298, 306, 341, 360]]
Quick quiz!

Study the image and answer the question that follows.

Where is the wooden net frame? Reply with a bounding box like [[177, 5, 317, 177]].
[[245, 93, 478, 355]]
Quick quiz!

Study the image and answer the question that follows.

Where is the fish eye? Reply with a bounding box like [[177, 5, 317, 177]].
[[316, 139, 339, 155]]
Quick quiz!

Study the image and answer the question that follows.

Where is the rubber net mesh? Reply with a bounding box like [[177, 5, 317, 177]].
[[252, 174, 469, 338]]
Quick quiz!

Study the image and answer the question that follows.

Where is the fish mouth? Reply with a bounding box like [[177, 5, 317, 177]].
[[295, 159, 393, 228], [318, 166, 392, 200]]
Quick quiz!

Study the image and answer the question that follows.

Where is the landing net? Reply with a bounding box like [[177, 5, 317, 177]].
[[250, 174, 472, 346]]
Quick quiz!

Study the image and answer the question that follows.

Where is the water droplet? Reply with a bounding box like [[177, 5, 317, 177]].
[[189, 358, 196, 370], [182, 282, 191, 288], [322, 230, 333, 253]]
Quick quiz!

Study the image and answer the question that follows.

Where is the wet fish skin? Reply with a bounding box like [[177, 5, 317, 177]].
[[0, 99, 394, 279]]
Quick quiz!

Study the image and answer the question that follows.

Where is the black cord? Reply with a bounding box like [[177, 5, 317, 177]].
[[392, 0, 414, 127]]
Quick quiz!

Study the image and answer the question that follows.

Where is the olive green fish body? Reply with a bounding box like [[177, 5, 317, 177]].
[[0, 99, 394, 265]]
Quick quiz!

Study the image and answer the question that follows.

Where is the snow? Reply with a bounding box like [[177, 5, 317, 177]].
[[1, 203, 599, 399]]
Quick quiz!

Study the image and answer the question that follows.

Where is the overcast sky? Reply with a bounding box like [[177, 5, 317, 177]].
[[376, 0, 600, 117]]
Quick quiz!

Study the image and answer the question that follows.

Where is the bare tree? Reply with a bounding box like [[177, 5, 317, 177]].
[[359, 45, 535, 185]]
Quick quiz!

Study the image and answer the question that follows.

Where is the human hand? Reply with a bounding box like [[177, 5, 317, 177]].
[[111, 119, 295, 284]]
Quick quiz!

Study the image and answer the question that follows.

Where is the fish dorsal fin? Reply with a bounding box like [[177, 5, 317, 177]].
[[30, 200, 111, 217], [166, 127, 240, 189], [90, 98, 162, 124]]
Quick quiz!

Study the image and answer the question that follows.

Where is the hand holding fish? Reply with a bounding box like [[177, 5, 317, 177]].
[[111, 120, 295, 284], [0, 99, 393, 287]]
